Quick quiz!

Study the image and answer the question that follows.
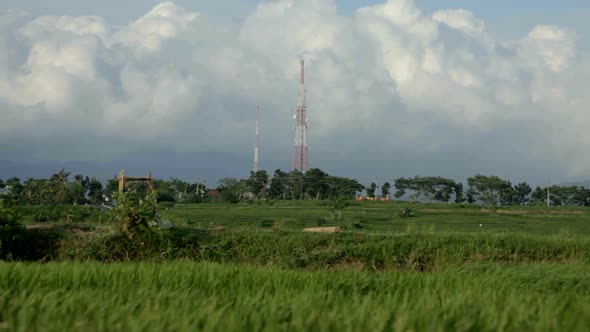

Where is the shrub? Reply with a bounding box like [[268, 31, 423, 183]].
[[0, 201, 26, 260], [315, 217, 327, 227], [32, 208, 54, 222], [30, 206, 94, 223], [109, 192, 159, 239], [259, 219, 274, 228], [156, 191, 176, 203], [182, 193, 203, 204], [399, 208, 414, 218], [220, 189, 240, 204], [329, 196, 351, 220]]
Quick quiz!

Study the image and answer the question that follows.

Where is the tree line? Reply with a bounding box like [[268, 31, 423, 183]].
[[390, 175, 590, 207], [1, 170, 590, 207], [216, 169, 364, 203], [0, 170, 207, 206]]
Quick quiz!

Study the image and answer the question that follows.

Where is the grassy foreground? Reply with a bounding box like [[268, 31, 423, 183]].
[[1, 261, 590, 331]]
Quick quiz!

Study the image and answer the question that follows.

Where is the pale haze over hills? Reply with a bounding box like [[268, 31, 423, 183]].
[[1, 0, 589, 186]]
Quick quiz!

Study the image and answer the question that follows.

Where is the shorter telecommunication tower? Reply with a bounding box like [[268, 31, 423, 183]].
[[254, 105, 260, 173]]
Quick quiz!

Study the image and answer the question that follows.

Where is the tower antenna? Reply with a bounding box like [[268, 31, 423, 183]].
[[293, 58, 308, 172], [254, 105, 260, 173]]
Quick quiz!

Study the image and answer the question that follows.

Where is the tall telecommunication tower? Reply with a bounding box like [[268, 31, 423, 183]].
[[293, 58, 308, 172], [254, 105, 260, 173]]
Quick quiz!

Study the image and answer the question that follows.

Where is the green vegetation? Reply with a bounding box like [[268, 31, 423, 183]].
[[17, 220, 590, 268], [395, 176, 464, 203], [160, 201, 590, 235], [2, 262, 590, 331], [0, 201, 26, 260], [16, 205, 103, 223], [3, 170, 590, 331], [108, 192, 159, 238], [4, 169, 590, 207]]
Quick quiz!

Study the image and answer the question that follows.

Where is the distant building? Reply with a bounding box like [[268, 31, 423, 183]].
[[205, 189, 221, 197]]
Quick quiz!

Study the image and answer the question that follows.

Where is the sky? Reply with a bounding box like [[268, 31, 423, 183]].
[[1, 0, 590, 186]]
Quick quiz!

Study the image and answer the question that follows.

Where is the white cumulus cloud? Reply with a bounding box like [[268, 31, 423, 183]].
[[0, 0, 589, 180]]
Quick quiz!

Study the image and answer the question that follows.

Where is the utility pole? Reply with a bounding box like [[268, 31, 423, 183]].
[[547, 185, 550, 207]]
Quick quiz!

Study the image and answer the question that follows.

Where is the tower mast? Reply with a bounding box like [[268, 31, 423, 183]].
[[254, 105, 260, 173], [293, 58, 308, 172]]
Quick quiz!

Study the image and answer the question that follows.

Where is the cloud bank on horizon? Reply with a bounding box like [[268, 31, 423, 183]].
[[0, 0, 588, 180]]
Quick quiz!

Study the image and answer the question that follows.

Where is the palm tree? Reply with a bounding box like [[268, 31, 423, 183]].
[[49, 169, 71, 205]]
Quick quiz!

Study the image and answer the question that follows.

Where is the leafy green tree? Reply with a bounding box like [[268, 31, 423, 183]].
[[324, 176, 364, 199], [466, 191, 475, 204], [287, 170, 305, 200], [381, 182, 391, 198], [545, 186, 590, 206], [531, 187, 546, 206], [394, 176, 462, 203], [366, 183, 377, 198], [246, 170, 270, 197], [186, 181, 207, 203], [573, 187, 590, 206], [454, 183, 465, 203], [87, 178, 104, 204], [105, 178, 119, 199], [69, 182, 86, 205], [467, 174, 513, 206], [269, 169, 289, 199], [168, 178, 191, 202], [5, 178, 24, 204], [499, 184, 515, 206], [22, 178, 45, 205], [513, 182, 532, 206], [218, 177, 246, 203], [303, 168, 329, 199], [0, 179, 4, 189], [266, 168, 362, 200], [49, 169, 71, 205]]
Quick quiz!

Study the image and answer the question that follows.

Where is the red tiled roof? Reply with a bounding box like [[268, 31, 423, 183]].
[[206, 189, 220, 196]]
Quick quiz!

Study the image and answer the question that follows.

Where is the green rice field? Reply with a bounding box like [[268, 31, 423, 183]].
[[2, 261, 590, 332], [160, 201, 590, 235], [4, 201, 590, 331]]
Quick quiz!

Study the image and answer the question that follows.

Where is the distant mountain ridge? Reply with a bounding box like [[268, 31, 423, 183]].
[[0, 150, 264, 185]]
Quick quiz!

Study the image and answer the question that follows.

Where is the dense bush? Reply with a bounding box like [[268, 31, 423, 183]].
[[182, 193, 203, 204], [27, 206, 95, 223], [156, 191, 176, 203], [399, 208, 414, 218], [220, 190, 240, 204], [108, 192, 159, 238], [259, 219, 274, 228], [0, 202, 26, 260]]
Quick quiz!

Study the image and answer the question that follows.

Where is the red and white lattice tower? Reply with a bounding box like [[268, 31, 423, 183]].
[[254, 105, 260, 173], [293, 59, 308, 172]]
